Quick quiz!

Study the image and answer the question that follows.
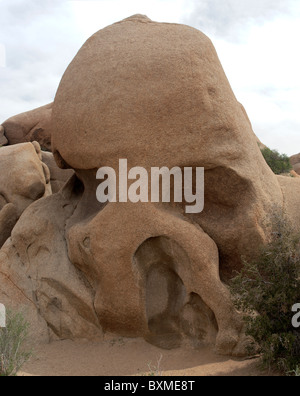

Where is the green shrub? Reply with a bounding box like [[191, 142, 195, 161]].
[[230, 210, 300, 375], [261, 147, 292, 175], [0, 309, 32, 376]]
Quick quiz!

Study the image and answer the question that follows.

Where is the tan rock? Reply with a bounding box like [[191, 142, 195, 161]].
[[53, 15, 282, 354], [290, 153, 300, 175], [42, 152, 74, 193], [52, 14, 282, 277], [277, 175, 300, 226], [293, 162, 300, 175], [0, 203, 18, 248], [0, 246, 50, 343], [2, 103, 52, 151], [0, 125, 8, 146], [1, 16, 294, 356], [0, 142, 51, 248], [290, 153, 300, 166], [290, 170, 300, 178], [0, 177, 102, 343]]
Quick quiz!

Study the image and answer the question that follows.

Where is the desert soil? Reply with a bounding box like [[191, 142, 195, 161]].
[[20, 335, 275, 377]]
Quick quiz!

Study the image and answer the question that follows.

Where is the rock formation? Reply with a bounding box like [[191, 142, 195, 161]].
[[1, 15, 300, 356], [290, 170, 300, 178], [290, 153, 300, 175], [1, 103, 52, 151], [0, 104, 73, 193], [0, 142, 51, 248], [239, 103, 266, 150], [293, 164, 300, 175], [41, 152, 74, 193], [0, 125, 7, 146]]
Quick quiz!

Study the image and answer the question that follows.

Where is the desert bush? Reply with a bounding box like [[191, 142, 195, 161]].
[[292, 366, 300, 376], [0, 309, 32, 376], [230, 210, 300, 375], [261, 147, 292, 175], [141, 354, 163, 376]]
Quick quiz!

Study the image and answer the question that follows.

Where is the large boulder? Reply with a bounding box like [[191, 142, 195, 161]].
[[52, 14, 282, 277], [2, 15, 299, 355], [1, 103, 53, 151], [0, 142, 51, 248]]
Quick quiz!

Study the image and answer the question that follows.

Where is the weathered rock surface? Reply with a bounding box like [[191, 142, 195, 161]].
[[290, 153, 300, 175], [42, 152, 74, 193], [0, 177, 102, 343], [0, 142, 51, 248], [290, 170, 300, 178], [1, 15, 298, 355], [293, 163, 300, 175], [52, 14, 282, 278], [2, 103, 52, 151], [0, 125, 7, 146], [290, 153, 300, 166]]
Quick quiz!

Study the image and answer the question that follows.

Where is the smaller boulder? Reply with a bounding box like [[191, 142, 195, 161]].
[[42, 152, 74, 193], [293, 163, 300, 175], [290, 153, 300, 175], [2, 103, 52, 151], [290, 153, 300, 166], [0, 142, 51, 248], [0, 125, 7, 146], [291, 170, 300, 178]]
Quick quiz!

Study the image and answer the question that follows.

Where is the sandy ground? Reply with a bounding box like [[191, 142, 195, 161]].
[[19, 335, 275, 377]]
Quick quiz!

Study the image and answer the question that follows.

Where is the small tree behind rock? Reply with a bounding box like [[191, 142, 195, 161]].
[[261, 147, 292, 175], [230, 210, 300, 375]]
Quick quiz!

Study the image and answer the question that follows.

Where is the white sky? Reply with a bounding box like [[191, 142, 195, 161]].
[[0, 0, 299, 155]]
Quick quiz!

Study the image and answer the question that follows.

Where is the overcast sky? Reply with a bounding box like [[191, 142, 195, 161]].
[[0, 0, 299, 155]]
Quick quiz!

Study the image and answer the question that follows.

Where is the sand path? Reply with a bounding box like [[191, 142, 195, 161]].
[[20, 335, 274, 377]]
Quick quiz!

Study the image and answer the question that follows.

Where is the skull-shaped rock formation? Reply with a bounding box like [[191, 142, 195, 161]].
[[51, 14, 283, 279], [1, 103, 53, 151], [1, 15, 300, 355]]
